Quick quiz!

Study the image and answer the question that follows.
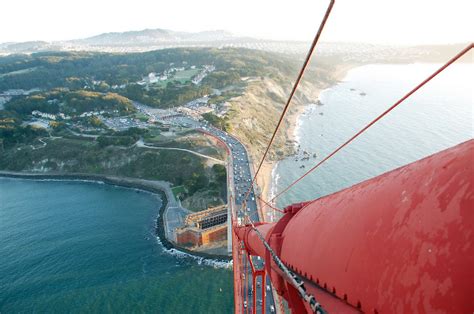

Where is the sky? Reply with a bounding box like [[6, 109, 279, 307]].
[[1, 0, 472, 45]]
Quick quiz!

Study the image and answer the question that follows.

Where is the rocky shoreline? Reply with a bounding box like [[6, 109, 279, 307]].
[[0, 171, 231, 261], [257, 63, 359, 217]]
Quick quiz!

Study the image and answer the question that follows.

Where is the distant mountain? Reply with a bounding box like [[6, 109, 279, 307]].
[[0, 28, 470, 64], [70, 29, 238, 46], [0, 41, 61, 53], [0, 28, 307, 55]]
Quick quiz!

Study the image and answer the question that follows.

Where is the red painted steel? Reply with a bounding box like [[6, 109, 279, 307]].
[[235, 140, 474, 313], [232, 205, 244, 313]]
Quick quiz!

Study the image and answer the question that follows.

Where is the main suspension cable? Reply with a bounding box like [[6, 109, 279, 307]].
[[234, 2, 336, 311], [235, 201, 327, 313], [257, 195, 284, 213], [239, 43, 472, 313]]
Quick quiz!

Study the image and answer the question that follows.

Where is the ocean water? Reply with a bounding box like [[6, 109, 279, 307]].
[[271, 63, 473, 210], [0, 179, 233, 313]]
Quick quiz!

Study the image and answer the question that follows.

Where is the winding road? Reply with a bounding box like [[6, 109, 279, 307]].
[[135, 139, 225, 164]]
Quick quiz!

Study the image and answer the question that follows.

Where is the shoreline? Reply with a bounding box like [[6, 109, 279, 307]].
[[0, 171, 232, 262], [259, 63, 357, 219]]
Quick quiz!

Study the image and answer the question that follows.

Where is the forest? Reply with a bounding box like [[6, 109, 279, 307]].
[[0, 48, 298, 114]]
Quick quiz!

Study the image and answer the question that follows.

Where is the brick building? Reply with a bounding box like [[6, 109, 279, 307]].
[[176, 205, 228, 247]]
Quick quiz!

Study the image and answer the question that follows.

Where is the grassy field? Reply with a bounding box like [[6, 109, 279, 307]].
[[171, 185, 186, 198], [173, 69, 200, 83], [150, 69, 200, 88], [133, 112, 149, 121], [0, 134, 227, 210]]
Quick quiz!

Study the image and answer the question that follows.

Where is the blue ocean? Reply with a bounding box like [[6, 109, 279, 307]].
[[0, 179, 233, 313], [271, 63, 473, 210]]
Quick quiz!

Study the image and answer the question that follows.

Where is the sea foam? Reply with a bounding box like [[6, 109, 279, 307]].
[[155, 236, 233, 269]]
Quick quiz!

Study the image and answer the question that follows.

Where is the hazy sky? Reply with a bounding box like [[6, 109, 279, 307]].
[[1, 0, 472, 45]]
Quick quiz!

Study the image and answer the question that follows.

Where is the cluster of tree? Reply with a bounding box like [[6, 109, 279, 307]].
[[120, 150, 208, 189], [202, 112, 230, 131], [5, 89, 135, 117], [0, 110, 47, 150], [160, 83, 212, 107], [184, 172, 209, 195], [97, 127, 148, 148], [85, 116, 104, 128], [180, 164, 226, 199], [122, 81, 212, 109], [202, 71, 240, 89], [0, 47, 300, 99], [121, 84, 161, 107], [97, 135, 136, 147], [208, 89, 244, 104], [209, 164, 227, 200], [63, 91, 134, 114], [5, 94, 60, 115]]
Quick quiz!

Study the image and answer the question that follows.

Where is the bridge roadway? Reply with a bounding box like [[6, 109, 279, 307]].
[[168, 116, 276, 313]]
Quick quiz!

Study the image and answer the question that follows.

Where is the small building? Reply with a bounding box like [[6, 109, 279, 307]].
[[176, 205, 228, 247]]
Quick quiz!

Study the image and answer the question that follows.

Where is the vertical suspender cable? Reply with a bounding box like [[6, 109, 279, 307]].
[[241, 0, 336, 208], [268, 43, 474, 205]]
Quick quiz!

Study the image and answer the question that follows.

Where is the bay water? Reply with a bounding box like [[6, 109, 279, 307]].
[[271, 63, 473, 210], [0, 179, 233, 313]]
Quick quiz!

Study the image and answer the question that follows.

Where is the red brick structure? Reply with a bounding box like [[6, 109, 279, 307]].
[[176, 205, 228, 247]]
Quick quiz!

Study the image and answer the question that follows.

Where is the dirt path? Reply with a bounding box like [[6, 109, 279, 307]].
[[135, 139, 225, 164]]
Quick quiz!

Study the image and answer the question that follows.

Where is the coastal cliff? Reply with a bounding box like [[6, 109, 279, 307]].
[[226, 61, 357, 202], [228, 62, 356, 161]]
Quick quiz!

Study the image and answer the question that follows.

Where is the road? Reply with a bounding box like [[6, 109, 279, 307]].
[[161, 181, 192, 242], [135, 139, 225, 164], [167, 115, 276, 313], [132, 101, 277, 312]]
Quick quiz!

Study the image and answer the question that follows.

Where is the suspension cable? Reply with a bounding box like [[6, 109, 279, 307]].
[[257, 195, 284, 213], [241, 0, 336, 210], [237, 43, 472, 313], [266, 43, 473, 205], [236, 203, 327, 314], [234, 2, 336, 312]]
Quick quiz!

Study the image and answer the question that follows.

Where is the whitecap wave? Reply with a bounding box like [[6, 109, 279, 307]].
[[29, 178, 161, 198], [293, 117, 303, 149], [11, 177, 106, 185], [155, 236, 233, 269], [269, 163, 280, 202]]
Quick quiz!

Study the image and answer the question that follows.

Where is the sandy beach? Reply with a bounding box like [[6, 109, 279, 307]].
[[257, 63, 357, 221]]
